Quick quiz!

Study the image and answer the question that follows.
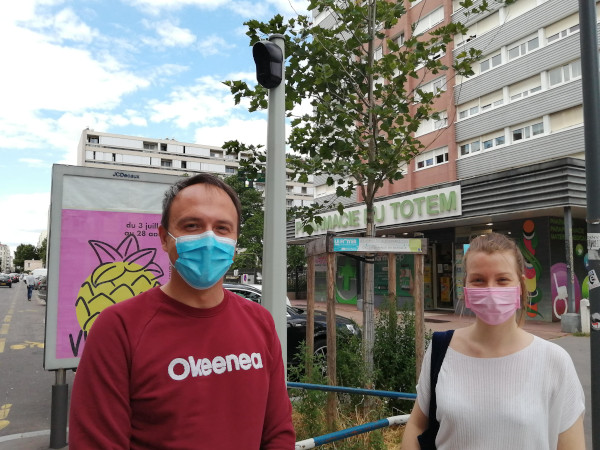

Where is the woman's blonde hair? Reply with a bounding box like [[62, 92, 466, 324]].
[[463, 233, 528, 326]]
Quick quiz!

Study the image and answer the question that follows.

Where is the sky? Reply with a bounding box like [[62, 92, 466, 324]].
[[0, 0, 309, 257]]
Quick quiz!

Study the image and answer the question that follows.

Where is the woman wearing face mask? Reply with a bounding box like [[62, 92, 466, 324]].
[[402, 233, 585, 450]]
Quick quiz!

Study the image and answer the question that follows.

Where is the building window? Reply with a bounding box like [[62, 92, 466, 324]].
[[181, 161, 187, 169], [508, 35, 539, 60], [396, 33, 405, 46], [416, 146, 448, 170], [547, 24, 580, 44], [512, 121, 544, 142], [480, 53, 502, 73], [144, 141, 157, 150], [434, 112, 448, 130], [460, 140, 481, 156], [210, 150, 223, 158], [548, 60, 582, 87], [161, 159, 172, 167], [225, 166, 236, 174], [413, 6, 444, 35], [374, 46, 383, 61], [160, 143, 167, 151], [301, 187, 307, 194], [112, 153, 116, 162], [416, 111, 447, 136], [88, 135, 99, 144], [286, 199, 294, 207]]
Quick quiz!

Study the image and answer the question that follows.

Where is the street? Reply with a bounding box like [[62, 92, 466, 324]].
[[0, 281, 73, 446]]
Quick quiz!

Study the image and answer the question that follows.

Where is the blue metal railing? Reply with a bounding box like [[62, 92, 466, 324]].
[[287, 382, 416, 449]]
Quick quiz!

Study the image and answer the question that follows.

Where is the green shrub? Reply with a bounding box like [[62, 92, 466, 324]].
[[374, 300, 430, 414]]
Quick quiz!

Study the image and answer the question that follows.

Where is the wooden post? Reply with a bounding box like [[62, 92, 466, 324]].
[[306, 255, 315, 376], [388, 253, 397, 311], [414, 253, 425, 380], [326, 250, 337, 430]]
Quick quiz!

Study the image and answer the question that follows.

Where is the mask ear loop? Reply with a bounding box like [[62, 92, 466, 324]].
[[166, 231, 178, 269]]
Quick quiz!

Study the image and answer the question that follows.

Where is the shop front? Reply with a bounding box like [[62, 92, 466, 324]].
[[291, 158, 587, 322]]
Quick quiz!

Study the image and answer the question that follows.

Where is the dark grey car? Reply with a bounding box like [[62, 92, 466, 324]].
[[224, 283, 360, 366]]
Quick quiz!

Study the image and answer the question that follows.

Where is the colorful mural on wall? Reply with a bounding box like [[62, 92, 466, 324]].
[[517, 220, 543, 318]]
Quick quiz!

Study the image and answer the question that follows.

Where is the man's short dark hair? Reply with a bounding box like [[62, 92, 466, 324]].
[[161, 173, 242, 234]]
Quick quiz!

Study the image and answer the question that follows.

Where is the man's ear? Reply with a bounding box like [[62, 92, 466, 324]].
[[158, 225, 169, 253]]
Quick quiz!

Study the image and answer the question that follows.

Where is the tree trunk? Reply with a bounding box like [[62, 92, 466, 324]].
[[362, 206, 376, 375]]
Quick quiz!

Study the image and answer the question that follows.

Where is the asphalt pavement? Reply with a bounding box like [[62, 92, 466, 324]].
[[0, 300, 592, 449]]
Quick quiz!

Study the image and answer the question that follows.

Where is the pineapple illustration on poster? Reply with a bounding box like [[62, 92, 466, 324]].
[[56, 209, 170, 359]]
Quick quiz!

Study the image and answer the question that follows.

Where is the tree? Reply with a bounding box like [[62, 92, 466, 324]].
[[224, 175, 265, 272], [13, 244, 39, 272], [38, 237, 48, 268], [225, 0, 511, 373]]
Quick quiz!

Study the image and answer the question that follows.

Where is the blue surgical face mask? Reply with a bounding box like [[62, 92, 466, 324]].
[[168, 231, 236, 290]]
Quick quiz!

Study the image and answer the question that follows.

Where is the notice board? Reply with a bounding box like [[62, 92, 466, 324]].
[[44, 165, 182, 370]]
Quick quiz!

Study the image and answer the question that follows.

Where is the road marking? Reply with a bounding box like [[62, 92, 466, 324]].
[[0, 338, 4, 353], [0, 324, 8, 335], [10, 341, 44, 350], [0, 404, 11, 431], [3, 315, 11, 323]]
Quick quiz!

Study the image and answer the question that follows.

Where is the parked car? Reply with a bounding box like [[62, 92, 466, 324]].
[[223, 283, 291, 306], [36, 276, 47, 301], [9, 274, 19, 283], [224, 283, 360, 366], [0, 274, 12, 288]]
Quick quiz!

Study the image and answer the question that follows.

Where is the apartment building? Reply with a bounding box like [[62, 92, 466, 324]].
[[0, 243, 11, 273], [77, 129, 315, 209], [295, 0, 591, 321]]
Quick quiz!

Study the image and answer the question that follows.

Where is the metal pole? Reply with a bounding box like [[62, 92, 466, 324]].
[[261, 34, 287, 372], [577, 0, 600, 447], [49, 369, 68, 448]]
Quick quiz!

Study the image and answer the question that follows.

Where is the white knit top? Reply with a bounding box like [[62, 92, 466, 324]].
[[416, 336, 585, 450]]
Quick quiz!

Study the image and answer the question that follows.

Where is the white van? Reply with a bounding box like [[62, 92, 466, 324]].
[[32, 268, 47, 280]]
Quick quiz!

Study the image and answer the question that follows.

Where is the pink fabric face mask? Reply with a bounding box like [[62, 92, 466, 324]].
[[463, 286, 521, 325]]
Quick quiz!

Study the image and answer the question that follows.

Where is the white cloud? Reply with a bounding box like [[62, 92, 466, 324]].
[[193, 117, 268, 147], [148, 76, 240, 128], [197, 35, 234, 56], [0, 192, 51, 251], [141, 19, 197, 48], [0, 27, 149, 115], [122, 0, 309, 17], [19, 158, 49, 168], [51, 8, 98, 43]]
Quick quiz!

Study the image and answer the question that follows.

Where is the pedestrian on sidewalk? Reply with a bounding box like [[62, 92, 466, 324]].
[[402, 233, 585, 450], [25, 273, 36, 301]]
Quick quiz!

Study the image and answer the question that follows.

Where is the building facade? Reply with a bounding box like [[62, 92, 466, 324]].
[[0, 244, 11, 273], [294, 0, 593, 322], [77, 129, 315, 209]]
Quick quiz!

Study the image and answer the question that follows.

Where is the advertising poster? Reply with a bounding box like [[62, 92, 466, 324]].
[[45, 165, 182, 370], [56, 210, 170, 359]]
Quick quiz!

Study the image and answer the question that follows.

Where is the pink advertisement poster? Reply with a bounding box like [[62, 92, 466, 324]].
[[56, 209, 170, 359]]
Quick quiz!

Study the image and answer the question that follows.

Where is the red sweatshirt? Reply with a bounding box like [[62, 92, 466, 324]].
[[69, 287, 295, 449]]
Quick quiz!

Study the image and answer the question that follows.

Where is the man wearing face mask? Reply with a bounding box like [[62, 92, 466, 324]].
[[69, 174, 295, 449]]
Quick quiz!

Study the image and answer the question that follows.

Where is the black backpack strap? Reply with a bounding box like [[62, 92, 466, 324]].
[[426, 330, 454, 437]]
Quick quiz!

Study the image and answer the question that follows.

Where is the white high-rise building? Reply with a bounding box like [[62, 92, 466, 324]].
[[0, 243, 12, 273], [77, 129, 315, 209]]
